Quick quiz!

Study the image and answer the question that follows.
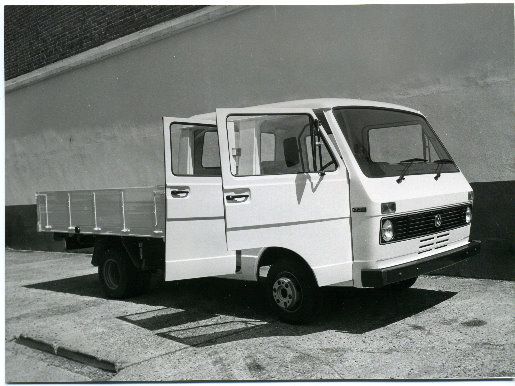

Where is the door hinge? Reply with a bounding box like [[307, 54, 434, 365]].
[[236, 250, 242, 273]]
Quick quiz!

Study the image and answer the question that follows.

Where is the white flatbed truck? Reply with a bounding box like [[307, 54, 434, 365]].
[[37, 98, 480, 323]]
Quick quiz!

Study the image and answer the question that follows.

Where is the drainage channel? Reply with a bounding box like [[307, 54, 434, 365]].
[[16, 334, 119, 373]]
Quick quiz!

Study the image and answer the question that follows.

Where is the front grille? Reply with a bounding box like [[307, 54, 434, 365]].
[[418, 232, 450, 253], [382, 204, 469, 244]]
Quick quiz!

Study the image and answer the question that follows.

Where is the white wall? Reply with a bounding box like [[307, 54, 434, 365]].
[[6, 4, 514, 205]]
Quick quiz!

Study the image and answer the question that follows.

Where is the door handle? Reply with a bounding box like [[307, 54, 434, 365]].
[[170, 189, 189, 198], [226, 194, 249, 202]]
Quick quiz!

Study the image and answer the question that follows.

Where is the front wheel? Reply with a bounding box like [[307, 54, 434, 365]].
[[266, 259, 320, 324], [98, 246, 150, 298]]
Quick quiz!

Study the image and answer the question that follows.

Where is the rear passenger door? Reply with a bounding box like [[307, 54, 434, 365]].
[[163, 117, 235, 281]]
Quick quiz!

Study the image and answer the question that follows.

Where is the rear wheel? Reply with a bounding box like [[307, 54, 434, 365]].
[[385, 276, 418, 290], [266, 259, 320, 324], [98, 246, 150, 298]]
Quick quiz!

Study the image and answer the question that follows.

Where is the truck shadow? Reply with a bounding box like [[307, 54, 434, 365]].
[[26, 274, 456, 347]]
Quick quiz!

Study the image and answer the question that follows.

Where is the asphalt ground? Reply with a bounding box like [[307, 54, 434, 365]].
[[4, 249, 514, 382]]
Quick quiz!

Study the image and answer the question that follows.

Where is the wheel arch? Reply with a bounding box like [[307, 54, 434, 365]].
[[92, 236, 113, 266], [92, 236, 139, 269], [256, 246, 319, 286]]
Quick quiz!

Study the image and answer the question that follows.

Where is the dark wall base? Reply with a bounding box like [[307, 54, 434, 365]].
[[5, 204, 66, 252], [434, 239, 513, 281], [434, 181, 514, 281], [5, 180, 514, 280]]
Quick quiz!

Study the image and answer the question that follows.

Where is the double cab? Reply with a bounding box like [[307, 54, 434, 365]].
[[37, 98, 480, 323]]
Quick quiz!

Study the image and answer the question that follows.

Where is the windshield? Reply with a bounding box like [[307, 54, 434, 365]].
[[332, 107, 459, 178]]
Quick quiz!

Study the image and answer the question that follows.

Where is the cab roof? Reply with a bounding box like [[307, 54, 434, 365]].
[[190, 98, 421, 120]]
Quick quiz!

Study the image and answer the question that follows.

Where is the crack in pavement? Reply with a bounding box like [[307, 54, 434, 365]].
[[119, 320, 268, 373], [281, 344, 344, 378]]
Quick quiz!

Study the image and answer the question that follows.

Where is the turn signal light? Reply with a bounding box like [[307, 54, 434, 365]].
[[381, 202, 396, 214]]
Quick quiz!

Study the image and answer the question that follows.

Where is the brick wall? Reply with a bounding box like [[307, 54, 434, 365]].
[[4, 5, 206, 80]]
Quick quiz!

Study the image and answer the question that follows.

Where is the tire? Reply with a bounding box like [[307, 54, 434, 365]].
[[98, 246, 151, 299], [266, 259, 320, 324], [384, 276, 418, 291]]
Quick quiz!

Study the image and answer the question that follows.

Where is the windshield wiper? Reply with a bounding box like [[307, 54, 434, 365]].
[[433, 159, 455, 180], [396, 158, 428, 184]]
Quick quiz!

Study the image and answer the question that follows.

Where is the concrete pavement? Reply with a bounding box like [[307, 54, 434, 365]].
[[4, 249, 515, 382]]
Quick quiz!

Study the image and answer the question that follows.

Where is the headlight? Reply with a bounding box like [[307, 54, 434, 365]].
[[468, 191, 474, 203], [381, 219, 394, 242], [465, 206, 472, 224]]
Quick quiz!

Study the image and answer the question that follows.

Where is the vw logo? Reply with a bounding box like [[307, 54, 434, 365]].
[[434, 214, 442, 227]]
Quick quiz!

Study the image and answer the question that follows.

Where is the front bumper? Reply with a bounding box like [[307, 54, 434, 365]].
[[361, 240, 481, 288]]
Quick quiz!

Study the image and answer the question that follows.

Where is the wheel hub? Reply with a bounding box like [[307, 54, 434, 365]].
[[272, 276, 300, 311], [103, 259, 120, 290]]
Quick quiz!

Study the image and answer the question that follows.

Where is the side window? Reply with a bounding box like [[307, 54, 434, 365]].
[[226, 114, 337, 176], [201, 131, 221, 168], [260, 132, 276, 162], [305, 136, 337, 172], [170, 123, 221, 176]]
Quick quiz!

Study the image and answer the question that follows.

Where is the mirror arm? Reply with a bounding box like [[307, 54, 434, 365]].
[[310, 124, 318, 172], [313, 119, 325, 174], [317, 136, 323, 173]]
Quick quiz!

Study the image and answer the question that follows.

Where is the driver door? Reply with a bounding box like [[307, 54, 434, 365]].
[[163, 117, 236, 281], [216, 108, 353, 286]]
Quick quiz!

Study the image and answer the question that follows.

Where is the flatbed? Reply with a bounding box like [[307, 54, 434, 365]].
[[36, 186, 165, 238]]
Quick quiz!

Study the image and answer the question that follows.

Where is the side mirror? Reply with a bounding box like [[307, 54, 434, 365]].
[[283, 137, 300, 167]]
